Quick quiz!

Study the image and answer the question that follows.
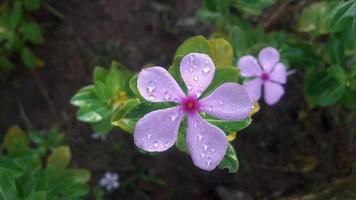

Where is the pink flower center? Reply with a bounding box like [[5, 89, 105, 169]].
[[181, 96, 200, 114], [261, 72, 270, 81]]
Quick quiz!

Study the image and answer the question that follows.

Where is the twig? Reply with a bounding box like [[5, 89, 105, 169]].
[[42, 1, 66, 20], [16, 96, 34, 130], [263, 0, 292, 30], [30, 70, 61, 121]]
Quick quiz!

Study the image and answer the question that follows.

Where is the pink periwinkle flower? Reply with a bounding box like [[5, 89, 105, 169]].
[[237, 47, 287, 105], [134, 53, 253, 171]]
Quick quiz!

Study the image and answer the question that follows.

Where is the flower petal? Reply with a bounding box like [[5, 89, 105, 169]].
[[186, 114, 228, 171], [200, 83, 252, 120], [134, 106, 184, 152], [258, 47, 280, 73], [264, 81, 284, 105], [137, 67, 186, 103], [180, 53, 215, 98], [243, 78, 263, 101], [237, 55, 262, 77], [270, 63, 287, 84]]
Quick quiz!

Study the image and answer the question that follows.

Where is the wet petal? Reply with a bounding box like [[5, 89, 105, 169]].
[[270, 63, 287, 84], [258, 47, 280, 73], [237, 55, 262, 77], [186, 114, 228, 171], [180, 53, 215, 98], [134, 107, 184, 152], [200, 83, 252, 120], [243, 78, 262, 101], [137, 67, 186, 103], [264, 81, 284, 105]]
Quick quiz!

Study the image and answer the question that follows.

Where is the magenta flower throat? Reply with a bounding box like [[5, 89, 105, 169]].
[[134, 53, 253, 171]]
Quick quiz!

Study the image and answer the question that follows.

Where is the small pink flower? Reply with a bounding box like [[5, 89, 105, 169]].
[[237, 47, 287, 105], [134, 53, 253, 171]]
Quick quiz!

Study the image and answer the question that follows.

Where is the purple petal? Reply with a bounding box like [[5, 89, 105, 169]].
[[134, 107, 184, 152], [137, 67, 186, 103], [180, 53, 215, 98], [200, 83, 252, 120], [186, 114, 228, 171], [237, 55, 262, 77], [258, 47, 280, 73], [264, 81, 284, 105], [270, 63, 287, 84], [243, 78, 262, 101]]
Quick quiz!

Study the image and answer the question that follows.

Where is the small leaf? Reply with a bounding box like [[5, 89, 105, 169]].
[[327, 65, 347, 83], [206, 117, 252, 134], [70, 86, 97, 107], [128, 74, 141, 98], [9, 2, 23, 29], [19, 21, 44, 44], [94, 67, 108, 83], [4, 125, 28, 151], [90, 116, 113, 134], [174, 35, 213, 59], [0, 168, 18, 200], [20, 47, 36, 68], [24, 0, 40, 11], [76, 102, 111, 123], [208, 38, 233, 67], [326, 38, 345, 65], [218, 143, 239, 173], [25, 191, 47, 200], [318, 84, 345, 106], [47, 146, 71, 169], [68, 169, 91, 184]]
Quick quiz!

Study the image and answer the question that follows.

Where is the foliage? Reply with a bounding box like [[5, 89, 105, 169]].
[[111, 35, 253, 173], [197, 0, 356, 138], [0, 0, 44, 71], [71, 60, 134, 135], [0, 126, 91, 200]]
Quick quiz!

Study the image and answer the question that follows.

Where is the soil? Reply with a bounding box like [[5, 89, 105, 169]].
[[0, 0, 355, 199]]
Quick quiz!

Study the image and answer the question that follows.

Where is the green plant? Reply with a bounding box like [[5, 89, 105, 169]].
[[0, 0, 44, 71], [71, 61, 134, 135], [0, 126, 91, 200]]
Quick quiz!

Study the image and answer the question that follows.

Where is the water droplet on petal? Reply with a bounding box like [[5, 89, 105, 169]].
[[193, 76, 199, 81], [203, 144, 208, 151], [170, 113, 179, 122], [208, 106, 213, 112], [153, 141, 159, 149], [196, 91, 202, 97], [199, 83, 203, 88], [197, 134, 203, 141], [200, 153, 206, 159], [164, 141, 170, 148], [149, 95, 155, 100], [203, 66, 210, 74], [147, 134, 152, 139], [164, 91, 171, 100], [146, 80, 156, 93], [189, 67, 194, 72], [206, 160, 211, 167], [211, 148, 215, 152], [187, 85, 193, 91]]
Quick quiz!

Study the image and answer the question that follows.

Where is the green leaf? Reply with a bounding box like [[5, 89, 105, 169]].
[[70, 85, 97, 107], [297, 2, 334, 34], [326, 38, 345, 65], [174, 35, 213, 59], [228, 26, 248, 58], [304, 70, 334, 108], [128, 74, 141, 97], [206, 117, 252, 134], [68, 169, 91, 184], [94, 67, 108, 83], [24, 0, 40, 11], [105, 67, 121, 98], [90, 116, 113, 134], [76, 102, 111, 123], [25, 191, 47, 200], [327, 65, 347, 83], [0, 168, 18, 200], [218, 143, 239, 173], [340, 88, 356, 108], [4, 125, 28, 152], [94, 81, 111, 101], [112, 101, 173, 133], [0, 57, 15, 70], [208, 38, 233, 67], [175, 122, 188, 153], [47, 146, 71, 169], [20, 47, 36, 68], [19, 21, 44, 44], [6, 31, 22, 50], [9, 2, 23, 29], [318, 84, 345, 106]]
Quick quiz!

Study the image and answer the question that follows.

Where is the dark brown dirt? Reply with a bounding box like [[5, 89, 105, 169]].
[[0, 0, 355, 199]]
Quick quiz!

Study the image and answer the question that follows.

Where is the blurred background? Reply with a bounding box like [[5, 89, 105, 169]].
[[0, 0, 355, 199]]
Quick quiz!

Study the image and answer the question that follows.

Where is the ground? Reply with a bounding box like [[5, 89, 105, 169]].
[[0, 0, 355, 199]]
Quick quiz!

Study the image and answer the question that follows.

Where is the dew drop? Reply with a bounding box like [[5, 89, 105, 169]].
[[189, 67, 194, 72], [206, 160, 211, 167], [153, 141, 159, 149], [187, 85, 193, 91], [196, 91, 202, 97], [211, 148, 215, 152], [208, 106, 212, 112], [164, 141, 170, 148], [147, 134, 152, 139], [164, 91, 171, 100], [197, 134, 203, 141], [199, 83, 203, 88], [193, 76, 199, 81], [203, 66, 210, 74], [146, 80, 156, 93], [203, 144, 208, 151], [148, 95, 155, 100], [200, 153, 206, 159], [170, 113, 179, 122]]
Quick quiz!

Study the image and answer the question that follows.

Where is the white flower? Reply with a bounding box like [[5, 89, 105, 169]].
[[100, 172, 120, 192], [91, 133, 106, 141]]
